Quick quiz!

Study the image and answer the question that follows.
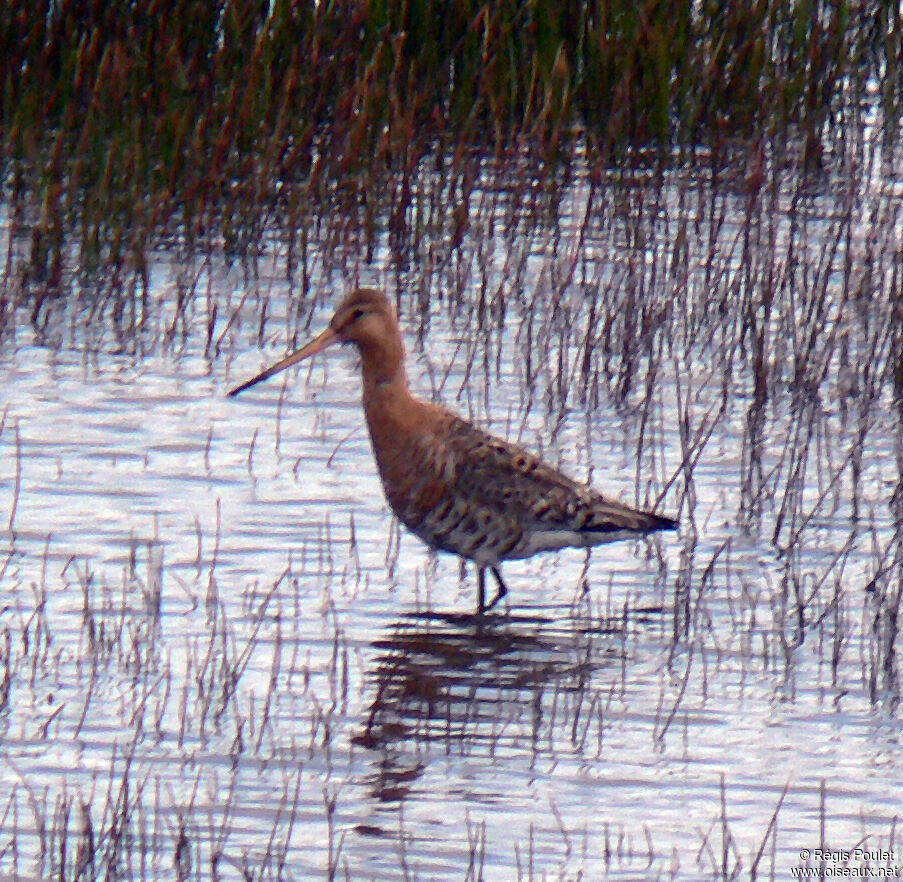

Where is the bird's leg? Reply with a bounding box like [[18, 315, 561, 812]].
[[483, 566, 508, 612], [477, 567, 487, 614]]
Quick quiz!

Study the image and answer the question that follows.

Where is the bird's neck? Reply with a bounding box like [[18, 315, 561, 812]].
[[358, 336, 432, 493], [358, 329, 407, 390], [358, 332, 415, 422]]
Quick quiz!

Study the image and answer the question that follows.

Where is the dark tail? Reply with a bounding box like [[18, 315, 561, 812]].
[[647, 513, 678, 532]]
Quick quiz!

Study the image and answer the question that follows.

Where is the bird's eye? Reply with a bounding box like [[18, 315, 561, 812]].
[[350, 307, 365, 321]]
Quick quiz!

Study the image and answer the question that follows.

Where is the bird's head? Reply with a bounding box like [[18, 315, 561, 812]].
[[228, 287, 402, 397]]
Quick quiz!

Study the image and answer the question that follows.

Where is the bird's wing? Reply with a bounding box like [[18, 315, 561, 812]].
[[440, 415, 672, 535]]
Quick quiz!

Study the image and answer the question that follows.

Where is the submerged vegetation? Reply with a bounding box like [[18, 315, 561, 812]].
[[0, 0, 901, 322]]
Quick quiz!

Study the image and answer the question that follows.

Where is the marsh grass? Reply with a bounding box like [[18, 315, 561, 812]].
[[1, 3, 902, 878], [1, 0, 901, 327], [1, 532, 855, 880]]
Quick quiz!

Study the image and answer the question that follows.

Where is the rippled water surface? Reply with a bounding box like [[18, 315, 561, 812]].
[[1, 150, 902, 880]]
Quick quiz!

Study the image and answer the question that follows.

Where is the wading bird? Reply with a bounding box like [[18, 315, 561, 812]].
[[229, 288, 676, 613]]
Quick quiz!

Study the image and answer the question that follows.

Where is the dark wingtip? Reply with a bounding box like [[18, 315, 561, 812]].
[[581, 510, 678, 536], [655, 514, 678, 531]]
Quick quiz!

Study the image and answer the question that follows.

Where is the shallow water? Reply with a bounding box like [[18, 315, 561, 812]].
[[1, 148, 902, 880]]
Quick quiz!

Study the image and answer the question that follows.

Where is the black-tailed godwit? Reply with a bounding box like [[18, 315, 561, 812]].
[[230, 288, 676, 612]]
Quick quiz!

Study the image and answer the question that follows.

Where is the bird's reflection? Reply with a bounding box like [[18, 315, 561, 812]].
[[353, 604, 626, 802]]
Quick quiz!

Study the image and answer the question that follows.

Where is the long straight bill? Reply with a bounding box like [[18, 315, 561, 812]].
[[228, 327, 339, 397]]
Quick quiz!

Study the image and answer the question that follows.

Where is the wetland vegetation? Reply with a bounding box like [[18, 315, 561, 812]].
[[0, 2, 902, 880]]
